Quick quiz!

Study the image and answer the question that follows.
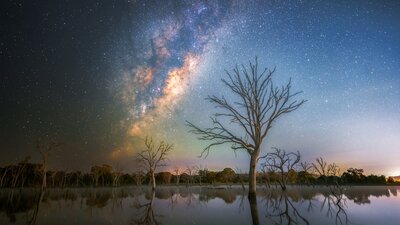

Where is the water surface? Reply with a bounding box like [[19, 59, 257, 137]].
[[1, 185, 399, 225]]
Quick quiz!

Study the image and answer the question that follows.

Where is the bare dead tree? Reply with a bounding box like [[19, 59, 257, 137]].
[[0, 166, 10, 187], [260, 148, 301, 190], [312, 158, 341, 177], [261, 164, 273, 189], [299, 161, 314, 186], [35, 137, 60, 191], [312, 157, 342, 186], [112, 171, 123, 187], [132, 161, 146, 186], [136, 136, 173, 190], [194, 165, 204, 186], [327, 163, 341, 177], [185, 166, 195, 186], [133, 171, 145, 186], [112, 164, 124, 187], [48, 171, 57, 187], [31, 137, 58, 225], [186, 58, 306, 196], [328, 163, 342, 186], [111, 151, 124, 187], [235, 167, 246, 191], [173, 167, 183, 186], [312, 157, 328, 176], [91, 166, 101, 187], [10, 157, 31, 189], [300, 161, 313, 173], [59, 171, 67, 188]]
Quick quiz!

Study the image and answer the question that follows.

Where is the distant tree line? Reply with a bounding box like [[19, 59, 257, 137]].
[[0, 161, 244, 188], [0, 145, 397, 189], [263, 167, 390, 187], [0, 160, 398, 188]]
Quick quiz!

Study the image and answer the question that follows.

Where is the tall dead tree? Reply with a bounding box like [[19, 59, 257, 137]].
[[0, 166, 10, 187], [312, 157, 328, 176], [312, 157, 341, 185], [35, 138, 60, 191], [112, 167, 123, 187], [11, 157, 31, 189], [185, 166, 195, 186], [136, 136, 173, 190], [298, 161, 314, 186], [173, 167, 183, 185], [187, 58, 306, 196]]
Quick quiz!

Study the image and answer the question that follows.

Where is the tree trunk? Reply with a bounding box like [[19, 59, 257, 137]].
[[41, 154, 48, 191], [248, 154, 258, 197], [150, 170, 156, 190], [95, 175, 98, 187], [42, 164, 47, 191], [29, 189, 45, 225], [51, 173, 55, 187], [248, 193, 259, 225], [0, 169, 8, 187]]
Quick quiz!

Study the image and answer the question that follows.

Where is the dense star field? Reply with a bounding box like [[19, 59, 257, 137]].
[[0, 0, 399, 175]]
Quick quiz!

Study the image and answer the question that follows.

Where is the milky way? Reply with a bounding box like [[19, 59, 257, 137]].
[[1, 0, 399, 175], [116, 1, 232, 139], [113, 0, 400, 174]]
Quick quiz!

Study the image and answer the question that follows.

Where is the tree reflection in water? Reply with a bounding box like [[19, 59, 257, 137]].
[[258, 185, 352, 225], [0, 189, 37, 223], [132, 190, 160, 225], [0, 186, 399, 224], [248, 193, 260, 225], [322, 186, 349, 225], [262, 190, 310, 225], [28, 189, 43, 225]]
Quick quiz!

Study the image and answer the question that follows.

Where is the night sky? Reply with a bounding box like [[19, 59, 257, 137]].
[[1, 0, 399, 175]]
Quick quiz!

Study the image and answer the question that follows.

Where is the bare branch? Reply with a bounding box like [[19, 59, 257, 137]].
[[186, 57, 306, 194], [312, 157, 327, 176], [187, 58, 305, 159], [260, 148, 301, 190]]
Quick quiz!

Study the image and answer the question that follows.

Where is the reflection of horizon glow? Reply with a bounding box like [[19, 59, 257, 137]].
[[1, 186, 400, 224]]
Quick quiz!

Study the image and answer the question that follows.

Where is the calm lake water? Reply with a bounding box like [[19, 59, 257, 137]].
[[0, 185, 399, 225]]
